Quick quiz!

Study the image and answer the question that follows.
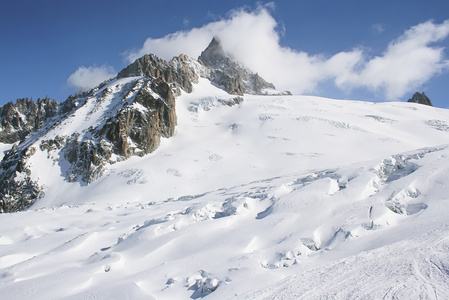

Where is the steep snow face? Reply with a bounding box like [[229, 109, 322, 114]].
[[0, 79, 449, 299]]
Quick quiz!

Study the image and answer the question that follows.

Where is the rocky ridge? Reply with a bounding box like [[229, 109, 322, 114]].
[[408, 92, 433, 106], [118, 38, 286, 96], [117, 53, 199, 94], [0, 38, 281, 213], [198, 38, 287, 95], [0, 97, 58, 144]]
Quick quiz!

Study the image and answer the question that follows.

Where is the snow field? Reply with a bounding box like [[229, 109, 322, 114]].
[[1, 79, 449, 299], [1, 145, 448, 299]]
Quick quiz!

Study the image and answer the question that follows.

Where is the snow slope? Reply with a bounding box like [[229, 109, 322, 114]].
[[0, 143, 14, 160], [1, 79, 449, 299]]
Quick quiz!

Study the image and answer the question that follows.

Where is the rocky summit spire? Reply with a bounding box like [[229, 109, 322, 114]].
[[198, 37, 228, 69], [407, 92, 433, 106], [0, 97, 58, 143], [198, 37, 280, 95]]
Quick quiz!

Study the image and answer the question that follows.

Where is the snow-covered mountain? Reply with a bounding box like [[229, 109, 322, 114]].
[[1, 39, 449, 299], [0, 38, 283, 213]]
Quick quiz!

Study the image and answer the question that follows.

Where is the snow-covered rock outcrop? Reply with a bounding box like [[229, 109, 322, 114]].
[[0, 76, 177, 212], [0, 97, 58, 143]]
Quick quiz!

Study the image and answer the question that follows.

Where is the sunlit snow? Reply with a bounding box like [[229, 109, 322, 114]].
[[1, 79, 449, 299]]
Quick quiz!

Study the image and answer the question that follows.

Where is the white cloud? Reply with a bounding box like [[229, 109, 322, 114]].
[[67, 65, 117, 92], [372, 23, 386, 34], [339, 20, 449, 99], [124, 5, 278, 63], [125, 6, 449, 100]]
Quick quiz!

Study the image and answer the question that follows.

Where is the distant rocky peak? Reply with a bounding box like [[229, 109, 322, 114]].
[[117, 53, 199, 94], [198, 37, 230, 68], [198, 38, 283, 96], [0, 97, 58, 144], [117, 38, 286, 97], [198, 37, 248, 77], [407, 92, 433, 106], [117, 54, 165, 78]]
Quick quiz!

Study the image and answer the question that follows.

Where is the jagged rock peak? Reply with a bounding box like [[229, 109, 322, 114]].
[[118, 38, 286, 96], [407, 92, 433, 106], [0, 97, 58, 144], [118, 54, 166, 78], [198, 37, 229, 68], [198, 37, 283, 96], [117, 53, 199, 93]]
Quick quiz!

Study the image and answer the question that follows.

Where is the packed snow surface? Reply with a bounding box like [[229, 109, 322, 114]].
[[1, 79, 449, 299]]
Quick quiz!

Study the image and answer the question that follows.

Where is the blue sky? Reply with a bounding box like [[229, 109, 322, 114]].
[[1, 0, 449, 107]]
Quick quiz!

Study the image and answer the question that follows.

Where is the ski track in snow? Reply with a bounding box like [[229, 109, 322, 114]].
[[1, 79, 449, 299]]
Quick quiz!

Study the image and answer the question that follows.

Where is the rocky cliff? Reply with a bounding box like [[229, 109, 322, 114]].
[[0, 97, 58, 144], [407, 92, 433, 106], [117, 54, 199, 94], [198, 38, 284, 95]]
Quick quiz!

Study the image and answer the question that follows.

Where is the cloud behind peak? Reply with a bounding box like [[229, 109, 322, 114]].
[[67, 65, 117, 92], [124, 8, 449, 100]]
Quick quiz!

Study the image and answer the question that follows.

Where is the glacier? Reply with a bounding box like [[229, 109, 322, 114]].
[[1, 77, 449, 298]]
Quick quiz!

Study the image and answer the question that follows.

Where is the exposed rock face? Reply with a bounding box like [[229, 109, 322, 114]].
[[0, 97, 58, 143], [0, 146, 42, 213], [408, 92, 433, 106], [101, 78, 177, 158], [198, 38, 278, 95], [118, 54, 199, 93], [1, 137, 56, 212], [55, 78, 177, 185], [118, 38, 283, 97], [198, 38, 228, 68]]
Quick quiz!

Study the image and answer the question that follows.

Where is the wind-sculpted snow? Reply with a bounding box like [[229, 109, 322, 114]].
[[1, 79, 449, 298], [0, 146, 448, 299]]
